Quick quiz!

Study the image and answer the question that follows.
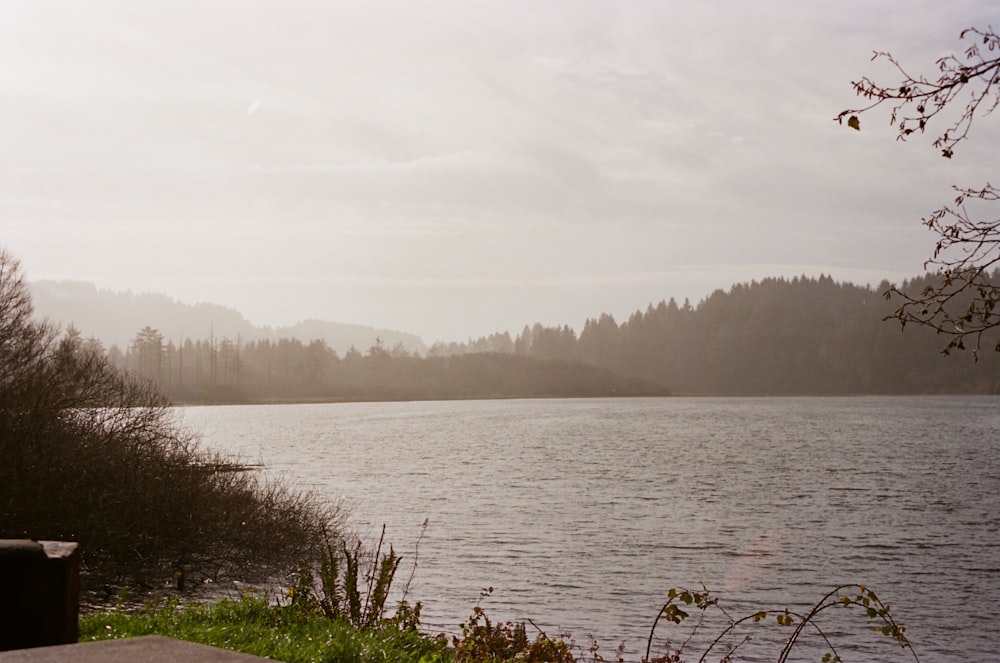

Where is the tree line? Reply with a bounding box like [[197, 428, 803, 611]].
[[439, 273, 1000, 395], [102, 272, 1000, 401], [109, 329, 665, 403]]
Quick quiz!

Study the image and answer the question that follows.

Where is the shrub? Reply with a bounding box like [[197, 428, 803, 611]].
[[642, 585, 917, 663], [451, 588, 576, 663], [285, 526, 408, 630], [0, 248, 340, 592]]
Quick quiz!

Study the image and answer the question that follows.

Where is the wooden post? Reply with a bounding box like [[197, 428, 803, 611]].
[[0, 540, 79, 650]]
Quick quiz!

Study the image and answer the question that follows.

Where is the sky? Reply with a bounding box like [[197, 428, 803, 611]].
[[3, 0, 999, 343]]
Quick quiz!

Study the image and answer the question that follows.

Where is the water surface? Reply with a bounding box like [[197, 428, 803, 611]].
[[181, 396, 1000, 661]]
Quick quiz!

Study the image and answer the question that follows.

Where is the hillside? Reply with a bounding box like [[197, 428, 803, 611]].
[[440, 274, 1000, 395], [29, 280, 427, 356], [29, 273, 1000, 399]]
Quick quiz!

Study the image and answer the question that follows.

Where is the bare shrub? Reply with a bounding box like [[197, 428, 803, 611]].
[[0, 248, 340, 592]]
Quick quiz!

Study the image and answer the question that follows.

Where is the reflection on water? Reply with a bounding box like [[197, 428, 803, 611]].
[[180, 396, 1000, 662]]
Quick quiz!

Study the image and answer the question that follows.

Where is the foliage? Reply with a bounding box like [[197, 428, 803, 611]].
[[836, 27, 1000, 158], [451, 588, 577, 663], [0, 248, 339, 592], [285, 527, 410, 631], [79, 594, 449, 663], [883, 189, 1000, 358], [837, 26, 1000, 357], [78, 578, 918, 663], [642, 585, 917, 663]]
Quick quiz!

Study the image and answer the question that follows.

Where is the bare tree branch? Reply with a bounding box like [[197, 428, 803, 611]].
[[838, 27, 1000, 357], [836, 26, 1000, 158]]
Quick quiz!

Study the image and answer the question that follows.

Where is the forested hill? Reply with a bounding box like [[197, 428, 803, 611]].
[[38, 274, 1000, 400], [438, 274, 1000, 395]]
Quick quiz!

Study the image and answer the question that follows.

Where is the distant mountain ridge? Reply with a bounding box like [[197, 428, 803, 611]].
[[28, 280, 427, 356]]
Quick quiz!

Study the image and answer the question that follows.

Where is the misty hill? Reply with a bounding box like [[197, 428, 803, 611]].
[[29, 280, 426, 356], [31, 273, 1000, 399], [441, 274, 1000, 394]]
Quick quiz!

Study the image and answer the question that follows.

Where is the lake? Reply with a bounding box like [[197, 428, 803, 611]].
[[178, 396, 1000, 662]]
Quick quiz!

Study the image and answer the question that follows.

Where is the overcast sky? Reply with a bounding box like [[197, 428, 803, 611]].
[[4, 1, 998, 343]]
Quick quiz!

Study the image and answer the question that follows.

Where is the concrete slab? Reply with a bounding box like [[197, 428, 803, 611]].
[[0, 636, 271, 662]]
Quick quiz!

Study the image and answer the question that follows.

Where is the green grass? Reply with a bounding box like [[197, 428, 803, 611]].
[[79, 595, 452, 663]]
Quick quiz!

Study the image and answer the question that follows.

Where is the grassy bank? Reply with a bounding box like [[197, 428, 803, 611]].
[[80, 595, 451, 663], [79, 581, 920, 663], [79, 584, 918, 663]]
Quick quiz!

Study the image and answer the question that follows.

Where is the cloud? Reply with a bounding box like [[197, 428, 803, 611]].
[[4, 0, 999, 340]]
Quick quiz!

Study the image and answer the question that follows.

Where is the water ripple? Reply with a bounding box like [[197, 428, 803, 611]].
[[182, 395, 1000, 662]]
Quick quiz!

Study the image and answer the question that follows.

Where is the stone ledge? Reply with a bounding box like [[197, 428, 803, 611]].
[[0, 636, 271, 662]]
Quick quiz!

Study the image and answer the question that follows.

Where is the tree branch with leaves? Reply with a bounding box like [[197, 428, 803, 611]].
[[837, 25, 1000, 357], [837, 26, 1000, 158]]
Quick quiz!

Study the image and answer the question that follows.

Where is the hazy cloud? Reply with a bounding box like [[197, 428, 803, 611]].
[[4, 0, 999, 340]]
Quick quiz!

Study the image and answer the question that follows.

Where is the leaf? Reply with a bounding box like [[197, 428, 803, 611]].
[[847, 115, 861, 131]]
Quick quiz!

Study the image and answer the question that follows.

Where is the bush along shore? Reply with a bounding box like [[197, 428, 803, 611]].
[[81, 526, 920, 663], [79, 556, 921, 663], [1, 248, 341, 596]]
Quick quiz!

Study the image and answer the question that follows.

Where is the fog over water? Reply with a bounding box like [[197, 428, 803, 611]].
[[5, 1, 1000, 341]]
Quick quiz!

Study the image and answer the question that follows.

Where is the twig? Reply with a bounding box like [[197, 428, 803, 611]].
[[363, 524, 386, 621], [401, 517, 429, 604]]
